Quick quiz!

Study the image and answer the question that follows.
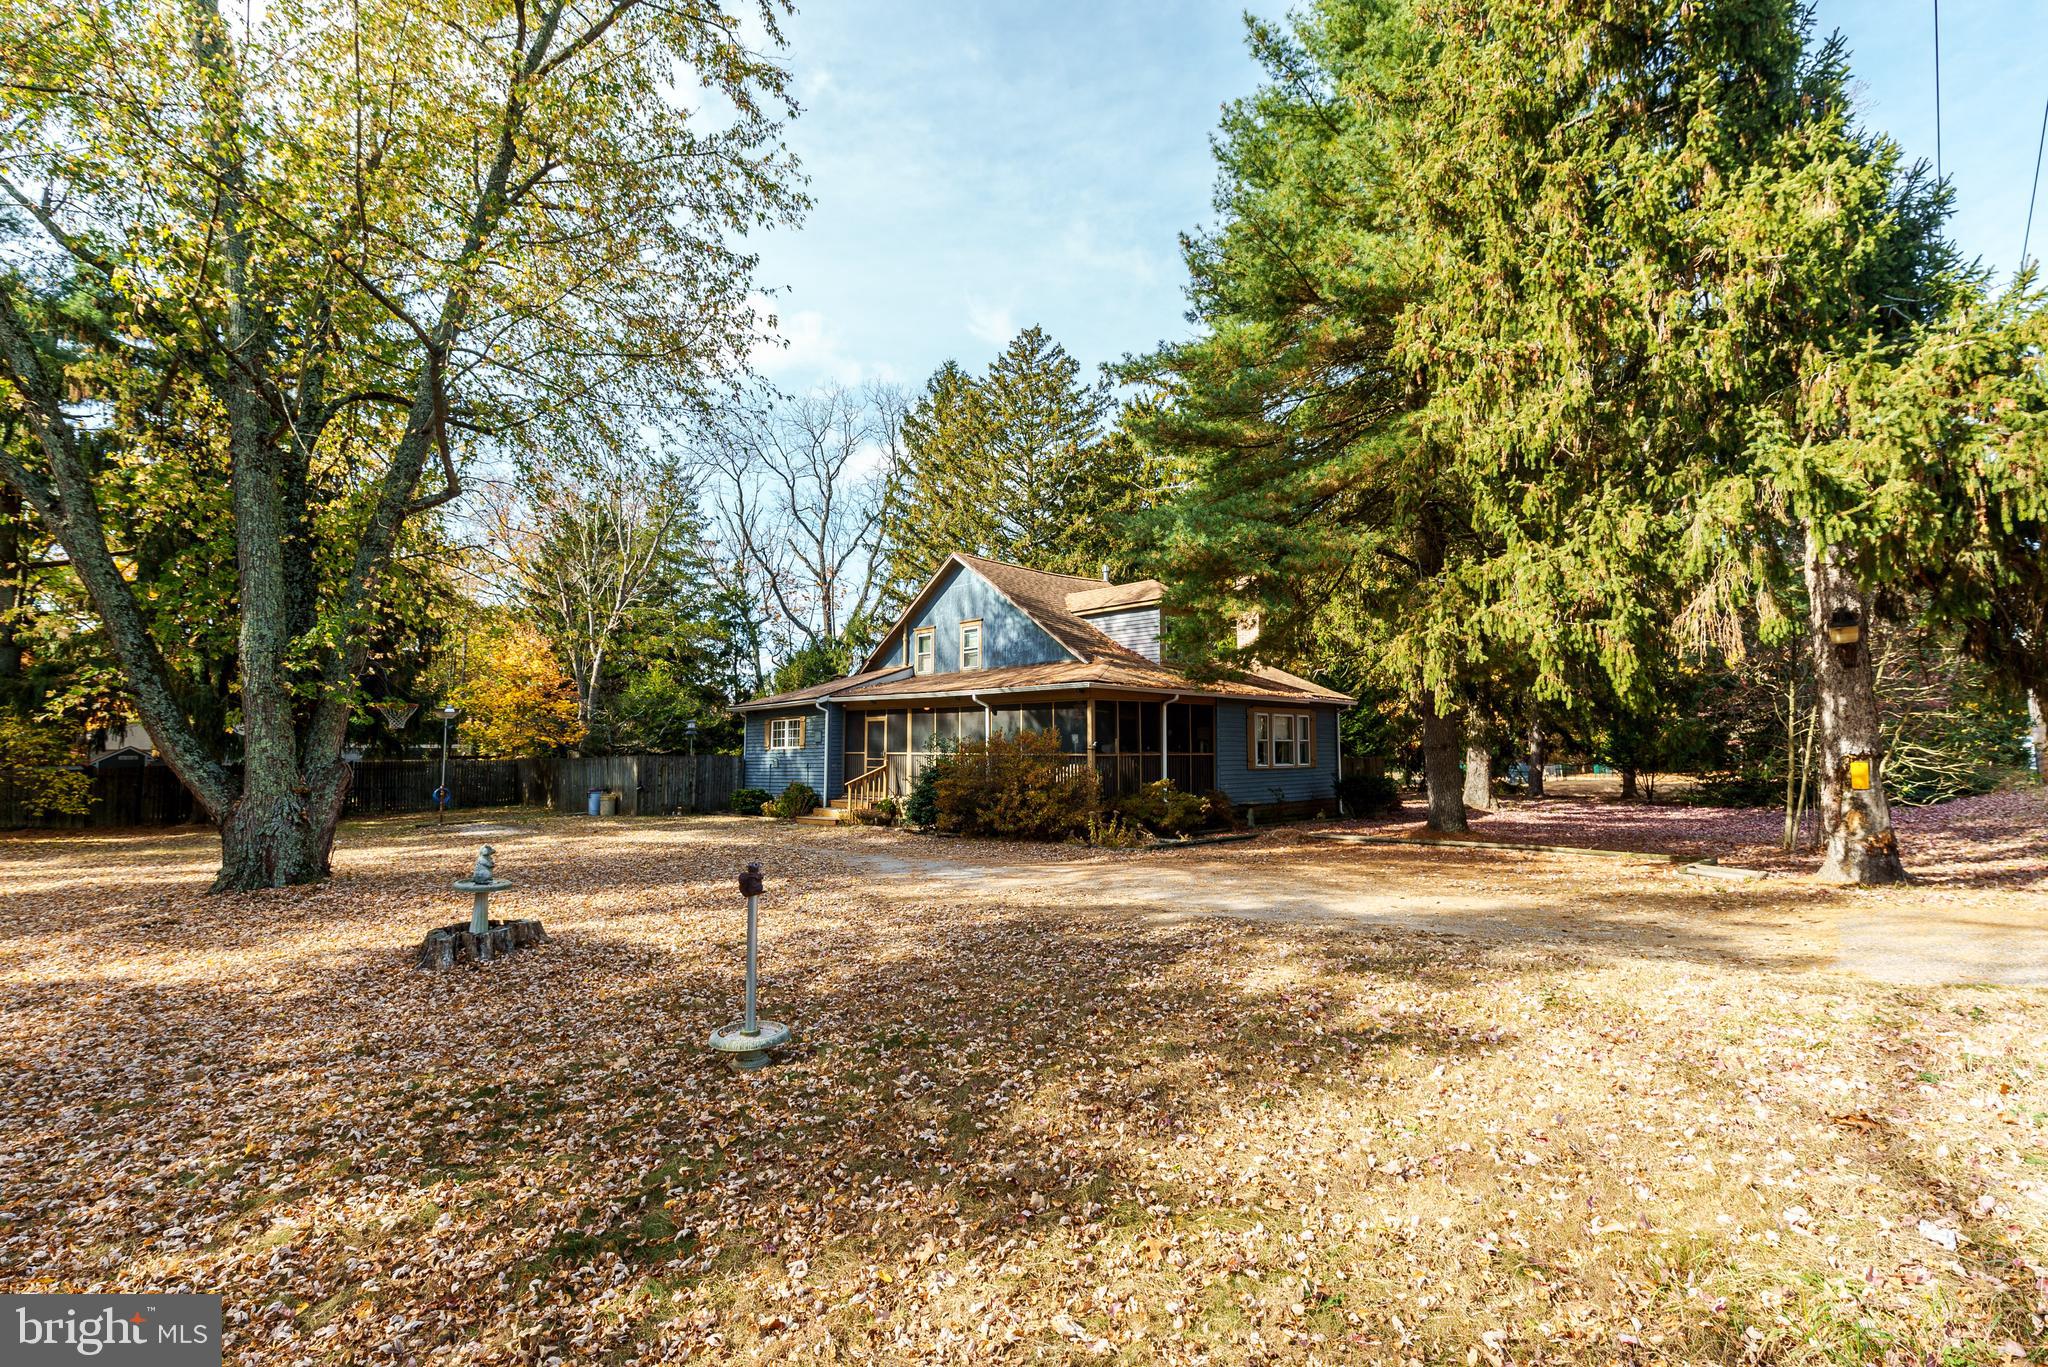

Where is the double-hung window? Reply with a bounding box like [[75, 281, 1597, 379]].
[[766, 716, 806, 751], [1273, 713, 1297, 767], [912, 627, 936, 675], [1248, 710, 1315, 769], [959, 620, 983, 671]]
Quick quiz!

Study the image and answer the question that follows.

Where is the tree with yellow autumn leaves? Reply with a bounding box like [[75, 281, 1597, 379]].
[[449, 620, 585, 760]]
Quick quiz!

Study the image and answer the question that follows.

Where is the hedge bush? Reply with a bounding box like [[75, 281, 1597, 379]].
[[1115, 779, 1208, 837], [930, 731, 1099, 839], [903, 744, 943, 827], [1336, 770, 1401, 816], [728, 787, 773, 816], [852, 796, 900, 826], [766, 782, 819, 819]]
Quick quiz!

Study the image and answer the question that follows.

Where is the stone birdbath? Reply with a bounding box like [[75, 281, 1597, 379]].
[[707, 862, 790, 1071], [417, 845, 547, 969]]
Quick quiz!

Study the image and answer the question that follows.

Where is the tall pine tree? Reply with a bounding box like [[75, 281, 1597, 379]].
[[1123, 3, 1490, 831], [885, 327, 1150, 596]]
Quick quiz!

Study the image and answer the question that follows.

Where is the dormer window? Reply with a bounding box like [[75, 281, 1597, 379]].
[[913, 627, 936, 675], [959, 619, 983, 671]]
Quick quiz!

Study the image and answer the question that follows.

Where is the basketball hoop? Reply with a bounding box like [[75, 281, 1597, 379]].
[[373, 701, 420, 732]]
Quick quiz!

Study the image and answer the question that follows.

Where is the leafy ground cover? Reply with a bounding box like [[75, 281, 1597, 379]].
[[1, 814, 2043, 1364], [1370, 786, 2048, 889]]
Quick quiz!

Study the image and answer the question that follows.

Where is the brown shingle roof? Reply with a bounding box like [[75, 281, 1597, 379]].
[[832, 659, 1350, 705], [1065, 578, 1165, 614], [946, 553, 1159, 665], [731, 666, 909, 712], [760, 554, 1353, 710]]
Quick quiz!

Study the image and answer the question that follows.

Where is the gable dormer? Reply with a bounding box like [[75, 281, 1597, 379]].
[[866, 557, 1075, 675], [1065, 579, 1166, 663]]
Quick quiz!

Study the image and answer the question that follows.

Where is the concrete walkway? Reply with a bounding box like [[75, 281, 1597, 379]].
[[823, 838, 2048, 989]]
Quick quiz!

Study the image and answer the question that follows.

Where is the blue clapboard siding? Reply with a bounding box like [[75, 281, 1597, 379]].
[[1214, 702, 1341, 807], [743, 704, 842, 801], [1078, 606, 1160, 661], [874, 563, 1069, 671]]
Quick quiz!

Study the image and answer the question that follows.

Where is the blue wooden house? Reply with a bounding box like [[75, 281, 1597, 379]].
[[736, 554, 1352, 819]]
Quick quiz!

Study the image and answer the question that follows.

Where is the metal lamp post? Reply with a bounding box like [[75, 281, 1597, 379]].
[[436, 704, 458, 826], [686, 719, 698, 757], [707, 862, 790, 1071]]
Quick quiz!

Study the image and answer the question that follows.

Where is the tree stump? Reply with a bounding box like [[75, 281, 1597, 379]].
[[417, 919, 547, 970]]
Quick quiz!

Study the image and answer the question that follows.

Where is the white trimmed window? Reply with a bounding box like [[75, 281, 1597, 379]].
[[959, 619, 983, 670], [766, 716, 806, 751], [913, 626, 936, 675], [1248, 711, 1315, 769]]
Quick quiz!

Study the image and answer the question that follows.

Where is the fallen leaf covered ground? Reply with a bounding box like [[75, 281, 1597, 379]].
[[1369, 785, 2048, 888], [1, 811, 2044, 1364]]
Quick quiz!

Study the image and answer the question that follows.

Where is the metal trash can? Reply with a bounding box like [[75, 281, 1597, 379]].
[[599, 790, 619, 817]]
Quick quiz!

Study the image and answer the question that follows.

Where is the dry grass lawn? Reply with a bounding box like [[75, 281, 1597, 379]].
[[1, 814, 2044, 1365]]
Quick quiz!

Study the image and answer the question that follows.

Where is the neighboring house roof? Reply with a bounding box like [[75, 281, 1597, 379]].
[[743, 553, 1354, 711]]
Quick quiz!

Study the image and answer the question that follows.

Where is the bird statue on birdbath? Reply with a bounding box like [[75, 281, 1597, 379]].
[[419, 844, 543, 970]]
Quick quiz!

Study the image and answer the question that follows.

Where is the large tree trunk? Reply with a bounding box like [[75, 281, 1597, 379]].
[[1462, 742, 1493, 812], [1421, 701, 1467, 833], [1525, 715, 1547, 798], [1804, 531, 1907, 885], [2030, 688, 2046, 780], [1618, 765, 1639, 801], [215, 763, 349, 891]]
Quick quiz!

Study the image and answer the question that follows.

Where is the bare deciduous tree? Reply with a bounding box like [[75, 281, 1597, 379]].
[[706, 383, 903, 663], [482, 450, 703, 728]]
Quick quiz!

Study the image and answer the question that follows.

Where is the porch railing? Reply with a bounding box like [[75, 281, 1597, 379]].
[[842, 764, 889, 815]]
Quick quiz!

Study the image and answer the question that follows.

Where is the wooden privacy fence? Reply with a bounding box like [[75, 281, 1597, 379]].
[[342, 759, 527, 815], [0, 765, 206, 829], [0, 753, 742, 828], [534, 753, 743, 816]]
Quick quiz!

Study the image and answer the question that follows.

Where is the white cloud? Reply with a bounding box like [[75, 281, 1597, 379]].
[[1060, 221, 1162, 285], [748, 296, 872, 384], [965, 300, 1016, 346]]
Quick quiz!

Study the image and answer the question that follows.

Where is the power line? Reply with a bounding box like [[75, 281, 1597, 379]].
[[2025, 99, 2048, 278], [1932, 0, 1943, 183]]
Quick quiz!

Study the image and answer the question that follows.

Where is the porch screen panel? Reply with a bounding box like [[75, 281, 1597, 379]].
[[1055, 704, 1088, 754], [886, 709, 910, 794], [1160, 703, 1219, 795], [846, 720, 868, 780], [958, 708, 987, 744]]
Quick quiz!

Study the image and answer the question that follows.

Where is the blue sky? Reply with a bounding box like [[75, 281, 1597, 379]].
[[747, 1, 2048, 395]]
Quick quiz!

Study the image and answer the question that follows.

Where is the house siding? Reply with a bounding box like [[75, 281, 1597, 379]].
[[743, 704, 841, 801], [874, 564, 1071, 673], [1078, 606, 1160, 661], [1214, 702, 1342, 808]]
